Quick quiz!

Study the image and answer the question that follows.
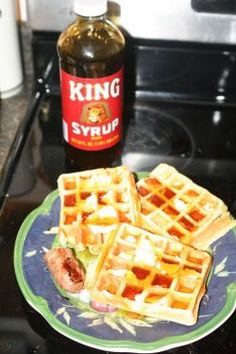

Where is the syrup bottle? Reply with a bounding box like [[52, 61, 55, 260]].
[[57, 0, 125, 171]]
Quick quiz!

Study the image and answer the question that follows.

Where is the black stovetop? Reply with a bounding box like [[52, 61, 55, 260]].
[[1, 36, 236, 354]]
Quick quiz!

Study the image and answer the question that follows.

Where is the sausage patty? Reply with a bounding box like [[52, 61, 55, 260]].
[[44, 248, 85, 293]]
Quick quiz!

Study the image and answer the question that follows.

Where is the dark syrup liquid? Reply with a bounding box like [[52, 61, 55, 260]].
[[57, 15, 125, 171]]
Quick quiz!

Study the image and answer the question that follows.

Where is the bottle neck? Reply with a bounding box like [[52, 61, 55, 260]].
[[76, 13, 106, 21]]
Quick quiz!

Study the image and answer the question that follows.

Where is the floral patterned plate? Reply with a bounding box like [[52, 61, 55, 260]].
[[14, 188, 236, 353]]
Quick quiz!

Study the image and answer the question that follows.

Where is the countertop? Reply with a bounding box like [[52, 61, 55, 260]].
[[0, 25, 34, 178]]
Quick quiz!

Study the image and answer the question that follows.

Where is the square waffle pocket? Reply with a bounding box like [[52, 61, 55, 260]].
[[57, 166, 140, 254], [86, 223, 212, 326], [137, 164, 236, 250]]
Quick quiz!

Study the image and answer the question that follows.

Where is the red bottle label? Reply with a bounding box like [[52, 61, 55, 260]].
[[60, 67, 124, 151]]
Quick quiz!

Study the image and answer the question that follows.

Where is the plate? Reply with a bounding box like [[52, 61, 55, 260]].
[[14, 189, 236, 353]]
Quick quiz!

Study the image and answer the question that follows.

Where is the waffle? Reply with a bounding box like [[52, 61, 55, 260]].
[[86, 223, 212, 325], [57, 166, 140, 254], [137, 164, 236, 250]]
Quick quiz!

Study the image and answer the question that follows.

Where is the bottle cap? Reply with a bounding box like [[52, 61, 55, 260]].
[[73, 0, 107, 17]]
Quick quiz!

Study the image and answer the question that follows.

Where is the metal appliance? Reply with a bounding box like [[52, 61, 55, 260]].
[[27, 0, 236, 44]]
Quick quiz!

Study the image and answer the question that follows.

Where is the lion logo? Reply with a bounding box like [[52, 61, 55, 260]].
[[81, 102, 111, 124]]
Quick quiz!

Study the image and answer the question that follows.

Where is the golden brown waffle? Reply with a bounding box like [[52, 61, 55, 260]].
[[137, 164, 236, 250], [86, 223, 212, 325], [57, 166, 140, 254]]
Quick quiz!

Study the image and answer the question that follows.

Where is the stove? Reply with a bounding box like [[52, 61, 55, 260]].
[[1, 31, 236, 354]]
